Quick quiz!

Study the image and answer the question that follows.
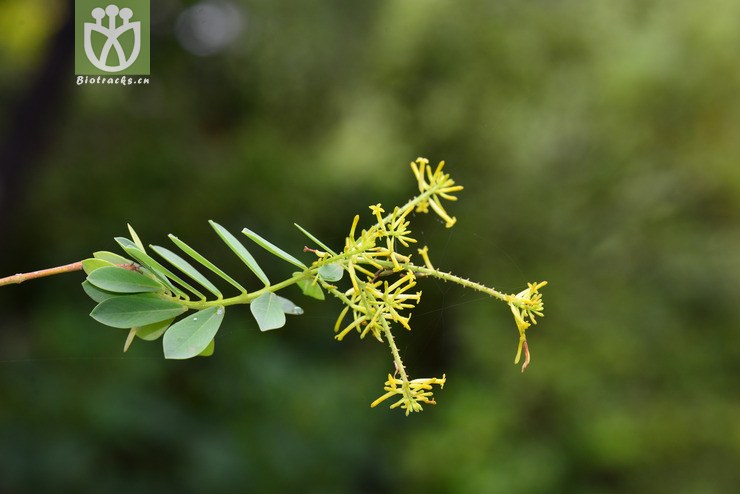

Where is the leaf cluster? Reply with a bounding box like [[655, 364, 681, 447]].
[[82, 222, 310, 359]]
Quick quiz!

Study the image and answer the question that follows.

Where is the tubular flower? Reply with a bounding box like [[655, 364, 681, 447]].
[[508, 281, 547, 372], [417, 246, 434, 269], [369, 204, 386, 233]]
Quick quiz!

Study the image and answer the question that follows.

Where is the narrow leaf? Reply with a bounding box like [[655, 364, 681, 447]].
[[250, 292, 286, 331], [82, 280, 118, 303], [296, 275, 325, 300], [276, 295, 304, 315], [87, 266, 163, 293], [318, 264, 344, 282], [169, 235, 247, 294], [294, 223, 337, 256], [242, 228, 307, 269], [91, 294, 187, 328], [82, 258, 114, 275], [209, 220, 270, 286], [127, 224, 146, 252], [94, 251, 132, 265], [163, 306, 225, 359], [151, 245, 222, 299]]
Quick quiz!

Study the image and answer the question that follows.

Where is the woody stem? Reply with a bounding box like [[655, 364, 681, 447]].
[[0, 261, 85, 287]]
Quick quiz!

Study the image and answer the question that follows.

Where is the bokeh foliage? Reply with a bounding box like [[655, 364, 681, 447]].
[[1, 0, 739, 492]]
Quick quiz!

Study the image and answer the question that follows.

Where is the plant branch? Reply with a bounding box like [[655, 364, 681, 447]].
[[0, 261, 84, 287]]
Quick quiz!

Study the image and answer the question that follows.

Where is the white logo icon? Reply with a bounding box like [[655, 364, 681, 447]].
[[84, 4, 141, 72]]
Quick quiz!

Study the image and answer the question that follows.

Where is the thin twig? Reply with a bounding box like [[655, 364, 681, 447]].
[[0, 261, 84, 286]]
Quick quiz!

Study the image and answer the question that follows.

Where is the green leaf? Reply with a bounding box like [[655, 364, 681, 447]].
[[294, 223, 337, 256], [163, 306, 225, 359], [198, 339, 215, 357], [87, 266, 163, 293], [151, 245, 222, 299], [276, 295, 304, 315], [169, 235, 247, 294], [135, 317, 175, 341], [90, 295, 187, 328], [82, 280, 118, 303], [128, 224, 146, 252], [250, 292, 286, 331], [93, 251, 132, 265], [296, 275, 325, 300], [242, 228, 307, 269], [209, 220, 270, 286], [318, 263, 344, 282], [82, 258, 115, 275]]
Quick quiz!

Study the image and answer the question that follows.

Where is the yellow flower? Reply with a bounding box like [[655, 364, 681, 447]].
[[409, 158, 463, 228], [369, 203, 386, 232], [417, 246, 434, 269], [508, 281, 547, 372]]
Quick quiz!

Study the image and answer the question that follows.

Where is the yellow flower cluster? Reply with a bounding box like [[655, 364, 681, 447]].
[[317, 157, 546, 412], [410, 157, 464, 228], [370, 373, 447, 415], [334, 271, 421, 341], [366, 203, 417, 271]]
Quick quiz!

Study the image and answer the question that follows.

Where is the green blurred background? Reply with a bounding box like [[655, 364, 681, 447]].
[[1, 0, 739, 492]]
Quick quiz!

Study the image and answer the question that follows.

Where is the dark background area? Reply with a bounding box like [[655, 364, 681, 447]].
[[1, 0, 739, 492]]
